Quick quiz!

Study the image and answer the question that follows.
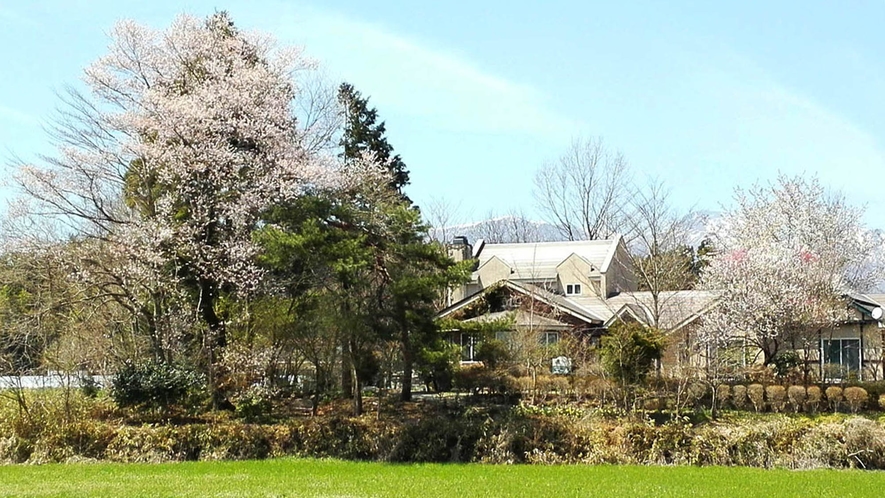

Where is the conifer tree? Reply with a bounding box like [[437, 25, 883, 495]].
[[338, 83, 410, 199]]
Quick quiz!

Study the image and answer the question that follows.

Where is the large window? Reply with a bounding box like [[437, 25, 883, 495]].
[[821, 338, 860, 381]]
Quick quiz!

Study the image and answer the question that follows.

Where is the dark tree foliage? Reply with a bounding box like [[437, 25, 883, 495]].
[[338, 82, 410, 199], [111, 361, 202, 412]]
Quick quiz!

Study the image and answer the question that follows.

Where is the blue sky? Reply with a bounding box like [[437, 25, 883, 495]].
[[2, 1, 884, 227]]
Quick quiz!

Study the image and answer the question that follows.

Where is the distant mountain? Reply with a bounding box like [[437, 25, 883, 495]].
[[432, 212, 723, 248], [430, 216, 564, 245]]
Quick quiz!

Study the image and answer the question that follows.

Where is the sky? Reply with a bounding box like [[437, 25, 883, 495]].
[[1, 1, 885, 228]]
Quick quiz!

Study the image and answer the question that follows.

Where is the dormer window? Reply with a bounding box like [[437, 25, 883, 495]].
[[565, 283, 582, 296]]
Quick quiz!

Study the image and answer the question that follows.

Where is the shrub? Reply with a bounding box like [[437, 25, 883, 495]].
[[453, 364, 516, 397], [111, 361, 203, 412], [545, 376, 571, 404], [765, 385, 786, 412], [473, 340, 511, 370], [453, 364, 486, 394], [731, 385, 748, 410], [770, 352, 801, 379], [598, 321, 665, 385], [786, 386, 806, 413], [842, 418, 885, 469], [389, 416, 483, 463], [843, 387, 868, 414], [232, 385, 277, 422], [747, 384, 765, 412], [852, 381, 885, 407], [825, 386, 843, 412], [79, 376, 101, 399], [879, 394, 885, 411], [745, 365, 776, 385], [806, 386, 822, 413]]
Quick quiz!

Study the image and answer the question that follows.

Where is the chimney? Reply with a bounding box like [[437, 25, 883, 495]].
[[449, 235, 472, 263], [446, 236, 472, 306]]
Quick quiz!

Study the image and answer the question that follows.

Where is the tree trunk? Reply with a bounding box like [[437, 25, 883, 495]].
[[400, 329, 413, 402], [199, 277, 227, 410], [341, 338, 353, 395], [350, 358, 362, 416], [347, 339, 363, 416]]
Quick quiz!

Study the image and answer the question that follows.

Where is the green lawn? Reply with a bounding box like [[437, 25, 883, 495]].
[[0, 459, 884, 498]]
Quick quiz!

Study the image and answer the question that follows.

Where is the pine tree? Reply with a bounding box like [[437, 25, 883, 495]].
[[338, 83, 410, 199]]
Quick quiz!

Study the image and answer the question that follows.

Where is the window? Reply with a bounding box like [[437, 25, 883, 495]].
[[540, 331, 559, 346], [821, 338, 860, 381], [460, 333, 479, 362], [565, 283, 582, 296]]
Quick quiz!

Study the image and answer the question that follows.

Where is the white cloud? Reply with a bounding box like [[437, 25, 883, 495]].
[[264, 6, 578, 138]]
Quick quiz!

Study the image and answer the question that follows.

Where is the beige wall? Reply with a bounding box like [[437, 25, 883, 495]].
[[477, 256, 512, 289], [556, 254, 596, 297], [603, 243, 637, 298], [663, 320, 885, 381]]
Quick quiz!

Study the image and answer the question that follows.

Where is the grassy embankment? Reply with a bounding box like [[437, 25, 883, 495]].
[[0, 458, 884, 498]]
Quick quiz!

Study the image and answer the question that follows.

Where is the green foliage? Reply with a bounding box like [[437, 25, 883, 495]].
[[111, 362, 203, 412], [599, 321, 665, 385], [232, 385, 277, 423], [79, 376, 101, 399], [474, 339, 511, 370], [770, 351, 801, 378], [416, 340, 460, 392], [338, 82, 410, 197]]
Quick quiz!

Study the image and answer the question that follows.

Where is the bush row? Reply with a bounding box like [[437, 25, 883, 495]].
[[3, 401, 885, 469], [717, 385, 883, 414]]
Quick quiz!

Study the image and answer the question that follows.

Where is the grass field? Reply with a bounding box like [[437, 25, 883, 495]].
[[1, 459, 885, 498]]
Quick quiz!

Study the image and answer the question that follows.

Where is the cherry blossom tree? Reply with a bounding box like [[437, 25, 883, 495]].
[[11, 13, 370, 404], [698, 175, 882, 367]]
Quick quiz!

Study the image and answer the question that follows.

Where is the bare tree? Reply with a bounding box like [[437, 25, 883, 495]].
[[423, 196, 463, 244], [621, 178, 701, 327], [293, 69, 344, 155], [533, 137, 630, 241]]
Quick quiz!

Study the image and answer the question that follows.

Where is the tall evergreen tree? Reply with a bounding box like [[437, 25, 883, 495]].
[[338, 83, 410, 199]]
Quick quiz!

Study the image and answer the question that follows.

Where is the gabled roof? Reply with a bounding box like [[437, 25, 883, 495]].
[[436, 279, 606, 325], [604, 303, 653, 328], [577, 290, 720, 332], [464, 310, 574, 330], [844, 292, 884, 321], [473, 237, 622, 281]]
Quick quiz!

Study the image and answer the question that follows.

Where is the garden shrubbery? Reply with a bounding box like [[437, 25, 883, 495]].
[[111, 361, 203, 414], [5, 389, 885, 469]]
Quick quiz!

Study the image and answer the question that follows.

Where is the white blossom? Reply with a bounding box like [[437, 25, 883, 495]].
[[8, 13, 384, 357], [698, 175, 882, 362]]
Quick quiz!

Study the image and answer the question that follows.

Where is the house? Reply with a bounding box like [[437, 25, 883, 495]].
[[438, 236, 716, 368], [438, 236, 885, 381]]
